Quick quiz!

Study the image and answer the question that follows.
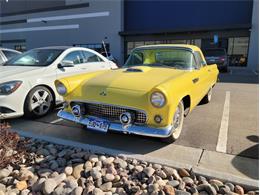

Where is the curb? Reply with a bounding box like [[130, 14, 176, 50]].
[[14, 129, 259, 190]]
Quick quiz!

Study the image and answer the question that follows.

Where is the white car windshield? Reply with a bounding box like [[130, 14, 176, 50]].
[[124, 48, 197, 70], [4, 49, 64, 66]]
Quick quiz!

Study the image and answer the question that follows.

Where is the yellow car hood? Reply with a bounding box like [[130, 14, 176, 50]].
[[82, 66, 185, 92]]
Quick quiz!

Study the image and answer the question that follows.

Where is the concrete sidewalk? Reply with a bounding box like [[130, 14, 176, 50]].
[[14, 127, 259, 190]]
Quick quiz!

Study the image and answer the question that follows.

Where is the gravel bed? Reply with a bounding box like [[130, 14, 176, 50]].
[[0, 138, 258, 195]]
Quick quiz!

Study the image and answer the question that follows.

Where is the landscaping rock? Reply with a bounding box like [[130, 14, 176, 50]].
[[42, 178, 57, 194], [104, 173, 115, 182], [178, 168, 190, 177], [90, 168, 102, 180], [16, 180, 27, 191], [72, 164, 84, 179], [100, 182, 112, 191], [143, 167, 155, 177], [164, 185, 175, 195], [234, 185, 244, 195], [64, 166, 73, 175], [0, 137, 256, 195], [168, 180, 180, 188]]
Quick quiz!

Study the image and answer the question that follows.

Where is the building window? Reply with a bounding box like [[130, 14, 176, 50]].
[[228, 37, 249, 66], [14, 45, 26, 52], [73, 43, 110, 53]]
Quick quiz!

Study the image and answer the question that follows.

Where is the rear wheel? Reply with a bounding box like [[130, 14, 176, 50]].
[[201, 86, 213, 104], [162, 101, 184, 143], [24, 86, 54, 118]]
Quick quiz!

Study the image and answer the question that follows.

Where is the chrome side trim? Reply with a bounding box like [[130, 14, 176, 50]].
[[57, 110, 173, 138]]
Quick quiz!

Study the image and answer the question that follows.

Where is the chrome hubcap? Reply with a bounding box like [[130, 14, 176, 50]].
[[31, 89, 51, 115], [208, 87, 212, 100], [173, 105, 181, 129]]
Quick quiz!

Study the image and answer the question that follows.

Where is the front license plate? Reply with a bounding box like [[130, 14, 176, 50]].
[[86, 118, 109, 132]]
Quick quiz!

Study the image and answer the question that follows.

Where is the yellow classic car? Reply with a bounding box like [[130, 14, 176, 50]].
[[55, 44, 219, 143]]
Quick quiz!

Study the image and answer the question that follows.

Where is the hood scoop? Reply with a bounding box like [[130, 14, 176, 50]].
[[125, 68, 143, 72]]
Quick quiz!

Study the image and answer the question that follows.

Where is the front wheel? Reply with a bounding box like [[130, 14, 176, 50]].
[[162, 101, 184, 143], [24, 86, 54, 118]]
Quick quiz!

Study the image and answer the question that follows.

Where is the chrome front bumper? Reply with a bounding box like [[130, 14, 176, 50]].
[[57, 110, 173, 138]]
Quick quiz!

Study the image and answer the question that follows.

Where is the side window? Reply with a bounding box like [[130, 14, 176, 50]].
[[0, 55, 4, 64], [195, 51, 206, 67], [62, 51, 84, 65], [127, 51, 144, 66], [2, 50, 20, 60], [191, 54, 198, 69], [81, 51, 104, 63]]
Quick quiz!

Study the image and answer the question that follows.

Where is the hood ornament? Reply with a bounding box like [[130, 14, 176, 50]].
[[99, 91, 107, 96]]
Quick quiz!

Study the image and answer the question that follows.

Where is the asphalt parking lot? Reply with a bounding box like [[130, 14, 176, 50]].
[[5, 67, 259, 182]]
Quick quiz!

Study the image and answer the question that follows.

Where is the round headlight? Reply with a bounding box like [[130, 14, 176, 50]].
[[150, 92, 166, 108], [55, 81, 67, 95]]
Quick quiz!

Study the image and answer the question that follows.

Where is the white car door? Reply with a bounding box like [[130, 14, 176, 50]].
[[56, 50, 85, 79], [56, 50, 111, 79], [80, 50, 112, 71]]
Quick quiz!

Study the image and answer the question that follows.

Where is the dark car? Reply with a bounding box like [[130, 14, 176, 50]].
[[203, 48, 228, 72]]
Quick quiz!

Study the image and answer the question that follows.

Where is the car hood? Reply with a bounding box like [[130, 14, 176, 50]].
[[82, 66, 185, 92], [0, 65, 46, 83]]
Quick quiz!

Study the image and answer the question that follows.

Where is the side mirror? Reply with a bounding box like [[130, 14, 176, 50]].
[[201, 61, 207, 66], [58, 60, 74, 68]]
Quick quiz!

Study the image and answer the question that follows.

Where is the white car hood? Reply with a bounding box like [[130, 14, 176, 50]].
[[0, 65, 47, 83]]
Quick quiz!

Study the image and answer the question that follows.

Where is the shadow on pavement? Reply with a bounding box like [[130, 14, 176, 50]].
[[78, 129, 170, 154], [231, 135, 259, 180], [8, 114, 171, 155]]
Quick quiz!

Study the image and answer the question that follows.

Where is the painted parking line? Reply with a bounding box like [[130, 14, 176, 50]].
[[216, 91, 230, 153], [50, 118, 63, 124]]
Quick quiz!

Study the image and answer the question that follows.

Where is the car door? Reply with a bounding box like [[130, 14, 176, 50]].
[[56, 50, 87, 79], [187, 53, 206, 106], [80, 50, 111, 71], [194, 51, 211, 97]]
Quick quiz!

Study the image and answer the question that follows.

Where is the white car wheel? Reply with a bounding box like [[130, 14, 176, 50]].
[[162, 100, 184, 143]]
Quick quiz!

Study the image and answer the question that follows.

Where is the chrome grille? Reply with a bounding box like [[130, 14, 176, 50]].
[[71, 102, 147, 124]]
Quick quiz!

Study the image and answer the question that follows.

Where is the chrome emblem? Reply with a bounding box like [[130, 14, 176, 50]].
[[99, 91, 107, 96]]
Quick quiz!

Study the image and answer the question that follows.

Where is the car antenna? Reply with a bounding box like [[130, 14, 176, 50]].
[[102, 38, 108, 59]]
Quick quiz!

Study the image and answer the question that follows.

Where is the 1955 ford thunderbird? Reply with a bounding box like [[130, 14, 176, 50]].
[[55, 44, 219, 143]]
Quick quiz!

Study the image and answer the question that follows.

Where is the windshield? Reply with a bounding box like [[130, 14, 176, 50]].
[[124, 48, 196, 70], [204, 49, 226, 57], [4, 49, 64, 66]]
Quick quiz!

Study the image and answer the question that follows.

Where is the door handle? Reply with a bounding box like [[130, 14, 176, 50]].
[[192, 78, 199, 84], [208, 69, 211, 72]]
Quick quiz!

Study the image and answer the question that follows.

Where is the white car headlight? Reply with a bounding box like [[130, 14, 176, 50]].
[[150, 92, 166, 108], [0, 81, 22, 95], [55, 81, 67, 95]]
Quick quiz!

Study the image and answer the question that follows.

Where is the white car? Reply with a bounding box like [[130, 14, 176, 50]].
[[0, 46, 117, 119], [0, 48, 22, 65]]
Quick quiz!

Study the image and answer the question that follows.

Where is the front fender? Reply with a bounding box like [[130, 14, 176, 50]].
[[152, 73, 193, 126]]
